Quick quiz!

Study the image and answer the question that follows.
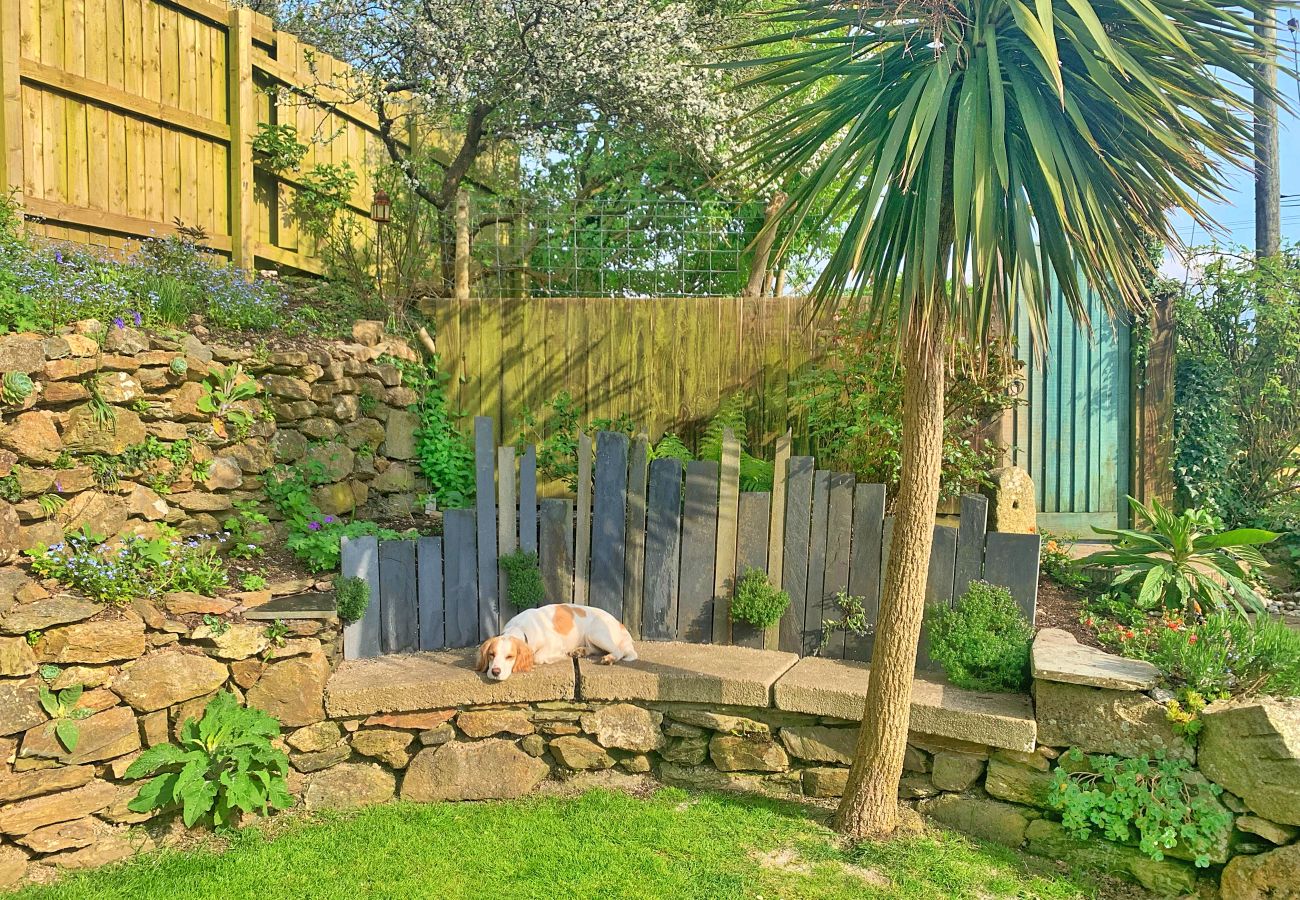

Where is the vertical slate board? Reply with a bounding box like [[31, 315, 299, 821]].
[[473, 417, 498, 640], [622, 436, 649, 638], [733, 492, 770, 649], [539, 498, 574, 604], [953, 494, 989, 599], [678, 460, 719, 643], [497, 446, 517, 628], [642, 458, 683, 641], [822, 474, 853, 659], [379, 540, 418, 654], [779, 456, 814, 654], [713, 430, 740, 644], [341, 535, 380, 659], [846, 484, 885, 662], [983, 532, 1042, 624], [443, 508, 479, 648], [765, 431, 792, 650], [518, 445, 538, 555], [589, 431, 629, 617], [803, 470, 831, 656], [417, 536, 444, 650], [573, 432, 593, 605], [918, 525, 959, 670]]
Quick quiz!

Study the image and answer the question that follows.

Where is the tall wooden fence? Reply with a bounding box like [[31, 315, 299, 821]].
[[342, 417, 1042, 667], [0, 0, 498, 272], [433, 295, 820, 456]]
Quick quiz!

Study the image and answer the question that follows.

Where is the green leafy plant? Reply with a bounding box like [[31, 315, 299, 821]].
[[85, 373, 117, 429], [125, 691, 293, 829], [264, 619, 290, 648], [38, 663, 59, 681], [1087, 497, 1277, 616], [25, 630, 40, 647], [201, 613, 230, 637], [38, 683, 92, 752], [36, 493, 65, 520], [334, 575, 370, 623], [819, 591, 873, 653], [292, 163, 359, 236], [1, 371, 34, 405], [251, 123, 309, 173], [28, 527, 227, 605], [240, 573, 268, 591], [225, 500, 270, 560], [928, 581, 1032, 693], [358, 390, 378, 415], [1040, 533, 1089, 591], [169, 356, 189, 376], [198, 363, 261, 440], [1165, 690, 1208, 741], [398, 357, 475, 508], [0, 473, 20, 503], [1049, 749, 1230, 867], [499, 549, 545, 609], [729, 567, 789, 629], [696, 395, 773, 491]]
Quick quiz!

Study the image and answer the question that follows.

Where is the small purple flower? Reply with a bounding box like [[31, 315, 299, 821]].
[[53, 480, 62, 493], [308, 521, 322, 531], [54, 250, 63, 264], [324, 516, 336, 524], [112, 316, 125, 329], [131, 310, 143, 326]]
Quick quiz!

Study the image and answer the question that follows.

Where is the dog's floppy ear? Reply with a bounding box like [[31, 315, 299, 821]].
[[474, 638, 496, 672], [513, 638, 535, 673]]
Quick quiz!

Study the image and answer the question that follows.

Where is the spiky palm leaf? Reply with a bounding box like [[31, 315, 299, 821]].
[[732, 0, 1285, 345]]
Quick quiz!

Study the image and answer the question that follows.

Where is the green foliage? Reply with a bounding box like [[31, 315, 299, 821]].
[[37, 683, 91, 752], [84, 373, 117, 429], [35, 493, 65, 520], [790, 313, 1018, 500], [1099, 610, 1300, 700], [225, 501, 270, 560], [1039, 533, 1090, 591], [928, 581, 1032, 693], [292, 164, 359, 238], [240, 573, 268, 592], [263, 619, 290, 648], [27, 527, 228, 605], [729, 567, 789, 629], [1049, 749, 1230, 867], [650, 433, 692, 464], [1165, 689, 1208, 741], [0, 473, 19, 503], [251, 123, 309, 173], [499, 549, 546, 609], [201, 613, 231, 637], [125, 691, 292, 830], [198, 363, 261, 440], [1087, 497, 1276, 617], [819, 591, 873, 653], [333, 575, 370, 623], [2, 372, 34, 405], [396, 358, 475, 508], [696, 395, 773, 492]]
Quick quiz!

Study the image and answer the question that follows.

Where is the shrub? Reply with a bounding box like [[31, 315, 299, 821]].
[[928, 581, 1032, 692], [125, 691, 292, 829], [1039, 533, 1089, 590], [1087, 497, 1276, 616], [27, 528, 228, 605], [334, 575, 370, 623], [500, 549, 545, 609], [1102, 609, 1300, 699], [729, 567, 789, 629], [1049, 749, 1230, 867], [397, 358, 475, 508], [818, 591, 873, 653]]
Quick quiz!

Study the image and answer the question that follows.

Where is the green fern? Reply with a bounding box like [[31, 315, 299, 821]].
[[697, 396, 774, 491]]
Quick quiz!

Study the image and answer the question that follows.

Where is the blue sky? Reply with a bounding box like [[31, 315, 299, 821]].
[[1163, 38, 1300, 274]]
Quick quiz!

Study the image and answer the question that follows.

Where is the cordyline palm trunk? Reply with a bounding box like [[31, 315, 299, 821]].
[[835, 308, 947, 838]]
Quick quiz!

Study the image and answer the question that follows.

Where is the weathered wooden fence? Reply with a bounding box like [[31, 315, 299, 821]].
[[433, 295, 819, 460], [342, 417, 1041, 667]]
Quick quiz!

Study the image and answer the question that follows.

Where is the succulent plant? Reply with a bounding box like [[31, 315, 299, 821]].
[[2, 372, 35, 405], [169, 357, 189, 376]]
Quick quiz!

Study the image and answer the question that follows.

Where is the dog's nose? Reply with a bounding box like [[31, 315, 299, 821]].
[[490, 667, 501, 677]]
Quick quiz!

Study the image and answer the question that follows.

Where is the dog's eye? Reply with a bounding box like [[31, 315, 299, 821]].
[[505, 655, 514, 660]]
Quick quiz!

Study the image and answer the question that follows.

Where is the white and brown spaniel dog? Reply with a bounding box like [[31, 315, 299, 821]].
[[476, 603, 637, 681]]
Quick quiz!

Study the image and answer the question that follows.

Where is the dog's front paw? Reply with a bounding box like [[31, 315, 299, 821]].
[[568, 648, 589, 659], [598, 654, 617, 665]]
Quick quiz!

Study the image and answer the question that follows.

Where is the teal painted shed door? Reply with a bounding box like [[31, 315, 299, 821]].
[[1009, 280, 1132, 535]]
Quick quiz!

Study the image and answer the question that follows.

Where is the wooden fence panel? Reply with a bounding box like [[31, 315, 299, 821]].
[[846, 484, 885, 662], [590, 431, 629, 617], [623, 435, 649, 638], [417, 536, 444, 651], [779, 456, 814, 654], [340, 535, 380, 659], [642, 457, 683, 640], [539, 498, 573, 604], [379, 539, 417, 654], [733, 492, 770, 649], [443, 508, 479, 648], [678, 460, 719, 643]]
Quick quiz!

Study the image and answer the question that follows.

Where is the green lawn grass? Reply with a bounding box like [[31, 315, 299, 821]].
[[14, 788, 1108, 900]]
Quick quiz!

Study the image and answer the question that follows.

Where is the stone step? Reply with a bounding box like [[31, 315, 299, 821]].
[[577, 641, 799, 707], [1031, 628, 1157, 691], [771, 657, 1036, 752]]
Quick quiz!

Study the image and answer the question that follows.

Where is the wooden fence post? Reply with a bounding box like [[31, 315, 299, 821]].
[[227, 7, 256, 269], [0, 0, 24, 217], [1134, 294, 1176, 509]]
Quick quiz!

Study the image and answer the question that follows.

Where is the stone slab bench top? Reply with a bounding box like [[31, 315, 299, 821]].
[[577, 642, 800, 707], [1031, 627, 1158, 692], [772, 657, 1036, 752], [325, 650, 576, 717]]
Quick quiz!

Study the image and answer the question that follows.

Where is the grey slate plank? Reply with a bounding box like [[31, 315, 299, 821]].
[[954, 494, 988, 599], [590, 431, 629, 618], [733, 491, 770, 649], [474, 417, 498, 640], [573, 432, 593, 605], [822, 473, 853, 659], [846, 485, 885, 662], [539, 498, 574, 604], [341, 535, 380, 659], [678, 460, 719, 643], [622, 436, 649, 638], [497, 446, 518, 628], [919, 524, 959, 671], [983, 532, 1042, 624], [417, 536, 444, 650], [518, 445, 538, 555], [803, 470, 831, 656], [779, 456, 814, 654], [443, 508, 479, 648], [642, 457, 683, 641], [379, 540, 418, 654]]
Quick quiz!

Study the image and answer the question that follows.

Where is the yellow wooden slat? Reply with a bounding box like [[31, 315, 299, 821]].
[[24, 195, 233, 249]]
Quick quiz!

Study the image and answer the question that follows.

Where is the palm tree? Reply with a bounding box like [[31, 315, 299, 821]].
[[735, 0, 1283, 840]]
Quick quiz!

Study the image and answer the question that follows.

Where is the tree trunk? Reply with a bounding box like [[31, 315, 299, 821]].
[[833, 308, 947, 840]]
